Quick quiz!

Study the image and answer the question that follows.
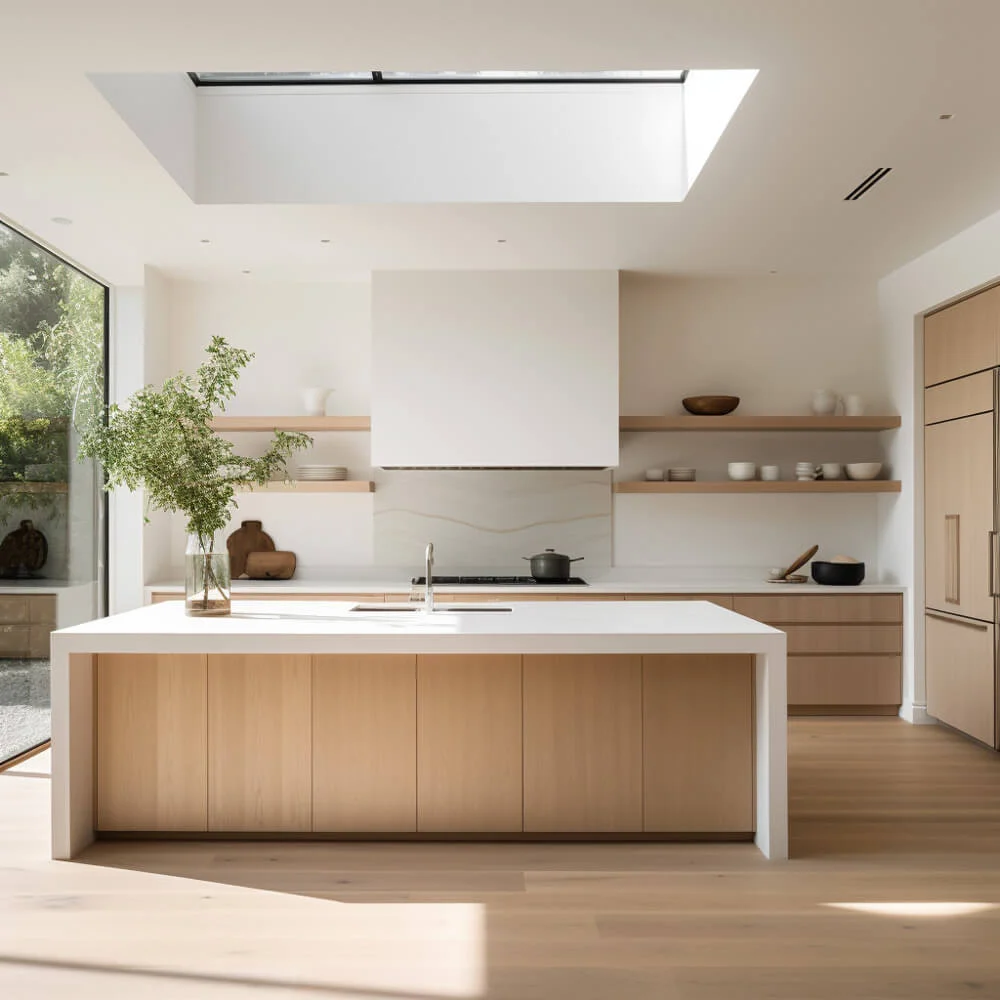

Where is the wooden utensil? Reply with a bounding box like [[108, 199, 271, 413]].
[[246, 551, 296, 580], [778, 544, 819, 581]]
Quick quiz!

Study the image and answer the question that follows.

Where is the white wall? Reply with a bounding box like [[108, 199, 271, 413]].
[[133, 270, 893, 588], [878, 204, 1000, 723], [616, 273, 891, 573]]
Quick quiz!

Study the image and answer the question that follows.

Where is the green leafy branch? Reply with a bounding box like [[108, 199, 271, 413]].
[[79, 337, 311, 547]]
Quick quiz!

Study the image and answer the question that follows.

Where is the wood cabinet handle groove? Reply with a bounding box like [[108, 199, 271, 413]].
[[926, 610, 990, 631]]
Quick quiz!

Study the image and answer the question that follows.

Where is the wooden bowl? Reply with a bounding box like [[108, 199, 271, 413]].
[[682, 395, 740, 416], [245, 551, 297, 580]]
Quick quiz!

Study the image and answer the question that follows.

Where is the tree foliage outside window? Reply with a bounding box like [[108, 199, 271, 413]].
[[0, 225, 106, 525]]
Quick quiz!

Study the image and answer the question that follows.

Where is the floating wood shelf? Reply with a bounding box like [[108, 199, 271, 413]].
[[615, 480, 902, 494], [211, 416, 371, 432], [237, 481, 375, 494], [619, 415, 901, 432], [0, 481, 69, 495]]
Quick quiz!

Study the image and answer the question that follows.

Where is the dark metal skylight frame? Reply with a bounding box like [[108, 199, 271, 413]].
[[189, 70, 688, 87]]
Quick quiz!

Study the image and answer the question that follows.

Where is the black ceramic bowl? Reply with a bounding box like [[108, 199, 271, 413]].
[[811, 560, 866, 586]]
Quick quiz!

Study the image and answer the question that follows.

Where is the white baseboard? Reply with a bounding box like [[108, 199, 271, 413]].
[[899, 702, 934, 725]]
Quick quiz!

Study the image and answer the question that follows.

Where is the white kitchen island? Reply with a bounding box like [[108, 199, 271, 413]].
[[51, 599, 788, 860]]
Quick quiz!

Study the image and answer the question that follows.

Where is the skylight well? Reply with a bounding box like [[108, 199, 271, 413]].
[[189, 70, 687, 86]]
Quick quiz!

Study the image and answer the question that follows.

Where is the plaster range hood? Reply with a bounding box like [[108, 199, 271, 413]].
[[371, 271, 620, 469]]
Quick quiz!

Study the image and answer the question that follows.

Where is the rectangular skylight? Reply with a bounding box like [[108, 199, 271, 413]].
[[190, 70, 686, 86]]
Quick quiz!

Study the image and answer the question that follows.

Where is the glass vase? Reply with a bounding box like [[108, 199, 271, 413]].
[[185, 533, 231, 616]]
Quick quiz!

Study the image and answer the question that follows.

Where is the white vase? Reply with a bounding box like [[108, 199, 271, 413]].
[[810, 389, 840, 415], [301, 386, 332, 416], [843, 393, 865, 416]]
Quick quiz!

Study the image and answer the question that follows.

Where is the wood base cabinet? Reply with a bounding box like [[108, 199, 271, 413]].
[[313, 654, 416, 832], [96, 654, 208, 831], [207, 654, 312, 832], [417, 655, 522, 832], [523, 654, 643, 832], [643, 655, 754, 833]]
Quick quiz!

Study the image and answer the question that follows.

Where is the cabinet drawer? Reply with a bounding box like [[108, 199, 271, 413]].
[[0, 597, 30, 624], [0, 624, 31, 657], [785, 625, 902, 655], [925, 371, 993, 425], [788, 656, 901, 706], [732, 594, 902, 624], [625, 594, 735, 610], [28, 596, 56, 624]]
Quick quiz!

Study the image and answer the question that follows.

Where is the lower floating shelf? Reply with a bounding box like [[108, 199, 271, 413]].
[[0, 481, 69, 495], [615, 480, 901, 494], [237, 481, 375, 494]]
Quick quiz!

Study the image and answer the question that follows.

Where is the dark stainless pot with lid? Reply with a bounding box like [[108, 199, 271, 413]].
[[522, 548, 584, 582]]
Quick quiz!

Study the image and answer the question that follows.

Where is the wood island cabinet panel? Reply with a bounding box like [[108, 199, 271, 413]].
[[207, 654, 312, 832], [924, 285, 1000, 386], [625, 593, 735, 610], [787, 655, 901, 707], [313, 655, 416, 832], [732, 594, 902, 624], [642, 655, 754, 832], [416, 654, 522, 832], [523, 654, 642, 832], [96, 653, 208, 831]]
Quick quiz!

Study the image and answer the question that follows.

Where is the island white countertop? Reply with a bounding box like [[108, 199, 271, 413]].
[[54, 598, 785, 657]]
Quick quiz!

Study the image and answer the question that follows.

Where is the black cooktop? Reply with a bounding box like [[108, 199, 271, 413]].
[[411, 575, 588, 586]]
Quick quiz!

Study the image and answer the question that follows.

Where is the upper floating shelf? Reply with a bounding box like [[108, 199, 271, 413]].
[[615, 480, 902, 494], [237, 481, 375, 494], [0, 481, 69, 495], [619, 415, 901, 432], [211, 416, 371, 432]]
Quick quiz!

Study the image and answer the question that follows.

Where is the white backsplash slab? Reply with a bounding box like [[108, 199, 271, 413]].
[[374, 470, 612, 570]]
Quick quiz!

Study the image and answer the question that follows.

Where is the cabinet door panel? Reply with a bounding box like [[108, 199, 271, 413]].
[[925, 613, 996, 747], [417, 654, 522, 832], [787, 655, 901, 706], [643, 655, 753, 832], [313, 655, 416, 832], [208, 654, 312, 832], [96, 654, 208, 831], [523, 654, 642, 832], [925, 413, 994, 622], [924, 286, 1000, 386]]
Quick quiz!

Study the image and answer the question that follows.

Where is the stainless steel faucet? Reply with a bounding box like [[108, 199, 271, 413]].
[[424, 542, 434, 613]]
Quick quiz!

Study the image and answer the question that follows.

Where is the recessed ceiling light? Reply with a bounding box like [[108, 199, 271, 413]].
[[200, 238, 211, 244], [769, 269, 778, 274], [320, 238, 331, 244], [0, 171, 9, 177], [497, 238, 507, 244], [51, 216, 73, 225], [241, 269, 252, 274], [939, 113, 954, 120]]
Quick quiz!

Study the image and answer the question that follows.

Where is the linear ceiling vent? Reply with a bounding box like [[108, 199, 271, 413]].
[[845, 167, 892, 201]]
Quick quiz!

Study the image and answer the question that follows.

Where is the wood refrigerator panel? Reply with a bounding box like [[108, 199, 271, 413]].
[[924, 411, 995, 623], [925, 613, 997, 749]]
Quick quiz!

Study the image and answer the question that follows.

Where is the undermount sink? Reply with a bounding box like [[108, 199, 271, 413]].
[[349, 603, 513, 614]]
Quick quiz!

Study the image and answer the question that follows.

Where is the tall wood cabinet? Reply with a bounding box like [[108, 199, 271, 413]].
[[924, 287, 1000, 749]]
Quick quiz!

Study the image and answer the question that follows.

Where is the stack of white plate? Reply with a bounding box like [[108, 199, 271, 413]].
[[667, 467, 696, 482], [296, 464, 348, 481]]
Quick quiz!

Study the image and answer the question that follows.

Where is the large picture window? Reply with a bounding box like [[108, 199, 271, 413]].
[[0, 220, 107, 765]]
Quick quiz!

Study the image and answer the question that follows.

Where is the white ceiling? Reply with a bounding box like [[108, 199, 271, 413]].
[[2, 0, 1000, 286]]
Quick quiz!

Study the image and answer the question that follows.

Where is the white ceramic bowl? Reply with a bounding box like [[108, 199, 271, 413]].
[[845, 462, 882, 481], [727, 462, 757, 481]]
